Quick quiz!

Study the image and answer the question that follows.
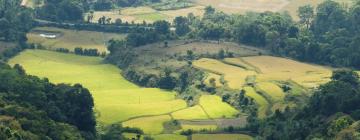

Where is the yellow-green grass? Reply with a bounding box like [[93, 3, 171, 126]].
[[123, 115, 171, 134], [192, 134, 253, 140], [256, 82, 285, 102], [8, 50, 187, 124], [171, 105, 209, 120], [90, 6, 204, 24], [151, 134, 187, 140], [180, 124, 217, 131], [27, 27, 126, 53], [242, 56, 332, 88], [199, 95, 238, 119], [193, 58, 256, 89], [243, 86, 269, 118]]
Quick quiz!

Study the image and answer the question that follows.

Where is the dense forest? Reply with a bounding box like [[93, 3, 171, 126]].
[[0, 63, 96, 139]]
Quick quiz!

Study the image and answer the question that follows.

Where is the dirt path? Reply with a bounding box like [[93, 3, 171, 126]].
[[21, 0, 28, 6]]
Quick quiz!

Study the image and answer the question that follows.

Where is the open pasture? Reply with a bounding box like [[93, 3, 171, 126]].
[[242, 56, 332, 88], [192, 134, 253, 140], [193, 58, 256, 89], [8, 50, 187, 124], [199, 95, 239, 119], [27, 27, 126, 53]]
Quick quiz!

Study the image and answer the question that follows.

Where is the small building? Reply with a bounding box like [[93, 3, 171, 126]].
[[40, 34, 57, 39]]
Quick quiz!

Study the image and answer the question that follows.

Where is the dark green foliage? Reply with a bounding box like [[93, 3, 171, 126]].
[[174, 16, 191, 36], [36, 0, 86, 22], [0, 62, 96, 139], [74, 47, 100, 56], [105, 39, 135, 68], [0, 0, 33, 42]]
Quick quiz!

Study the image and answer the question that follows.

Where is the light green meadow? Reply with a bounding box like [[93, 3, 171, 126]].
[[9, 50, 187, 124]]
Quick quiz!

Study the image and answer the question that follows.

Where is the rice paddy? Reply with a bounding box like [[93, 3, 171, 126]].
[[242, 56, 332, 88], [8, 50, 187, 124], [171, 105, 209, 120], [199, 95, 239, 119], [256, 82, 285, 102], [243, 86, 269, 118], [193, 58, 257, 89]]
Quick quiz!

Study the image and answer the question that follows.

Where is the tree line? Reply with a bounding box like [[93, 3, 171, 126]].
[[185, 1, 360, 69]]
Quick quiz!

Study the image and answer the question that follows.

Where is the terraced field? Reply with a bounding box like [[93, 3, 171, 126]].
[[27, 27, 126, 53], [193, 56, 333, 118], [9, 50, 240, 137], [193, 58, 256, 89], [243, 86, 269, 118], [199, 95, 239, 119], [256, 82, 285, 102], [8, 50, 187, 124], [242, 56, 332, 88]]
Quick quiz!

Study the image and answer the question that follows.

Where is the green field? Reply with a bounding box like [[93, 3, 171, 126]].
[[192, 134, 253, 140], [123, 115, 172, 134], [199, 95, 239, 119], [256, 82, 285, 102], [8, 50, 187, 124], [171, 105, 209, 120], [27, 27, 126, 53]]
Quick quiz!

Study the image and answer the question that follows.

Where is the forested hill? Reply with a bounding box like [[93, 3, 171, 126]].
[[0, 63, 96, 139]]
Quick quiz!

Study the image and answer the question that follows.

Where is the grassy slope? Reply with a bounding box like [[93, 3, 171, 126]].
[[27, 27, 126, 53], [192, 134, 253, 140], [8, 50, 187, 124]]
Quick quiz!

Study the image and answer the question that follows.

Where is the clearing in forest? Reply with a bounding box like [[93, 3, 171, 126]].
[[27, 27, 126, 53]]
